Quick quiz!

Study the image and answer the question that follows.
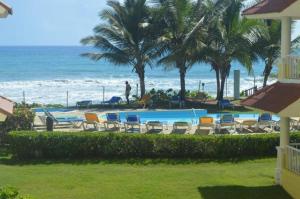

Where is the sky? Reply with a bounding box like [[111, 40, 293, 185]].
[[0, 0, 299, 46]]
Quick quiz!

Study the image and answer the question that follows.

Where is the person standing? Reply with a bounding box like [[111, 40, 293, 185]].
[[125, 81, 131, 104]]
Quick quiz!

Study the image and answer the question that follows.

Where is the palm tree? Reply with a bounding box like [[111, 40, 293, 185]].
[[199, 0, 260, 101], [252, 20, 280, 87], [253, 20, 300, 87], [152, 0, 207, 101], [81, 0, 157, 98]]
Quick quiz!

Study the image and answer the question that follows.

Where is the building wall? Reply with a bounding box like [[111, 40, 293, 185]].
[[281, 169, 300, 199], [0, 112, 7, 122]]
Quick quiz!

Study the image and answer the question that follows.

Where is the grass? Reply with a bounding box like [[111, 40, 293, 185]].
[[0, 147, 291, 199]]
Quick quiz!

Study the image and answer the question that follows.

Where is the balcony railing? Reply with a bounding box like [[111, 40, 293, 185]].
[[286, 144, 300, 175], [281, 56, 300, 80]]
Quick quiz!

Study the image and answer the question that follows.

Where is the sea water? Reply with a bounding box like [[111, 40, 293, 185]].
[[0, 46, 277, 105]]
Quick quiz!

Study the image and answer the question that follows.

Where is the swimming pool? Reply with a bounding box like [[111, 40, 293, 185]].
[[113, 110, 280, 125], [116, 109, 207, 124]]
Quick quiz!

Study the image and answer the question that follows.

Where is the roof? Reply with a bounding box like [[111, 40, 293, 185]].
[[242, 0, 296, 15], [0, 96, 14, 116], [240, 82, 300, 113], [0, 1, 12, 15]]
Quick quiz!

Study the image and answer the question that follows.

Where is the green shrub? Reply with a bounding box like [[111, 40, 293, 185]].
[[0, 186, 33, 199], [0, 108, 35, 135], [7, 131, 300, 160]]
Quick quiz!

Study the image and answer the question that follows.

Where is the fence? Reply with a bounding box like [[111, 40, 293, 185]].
[[286, 143, 300, 175]]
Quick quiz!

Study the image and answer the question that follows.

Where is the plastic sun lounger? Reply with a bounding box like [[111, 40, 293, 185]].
[[43, 110, 84, 128], [103, 96, 122, 104], [172, 121, 191, 134], [104, 113, 121, 131], [76, 100, 92, 108], [83, 113, 104, 131], [216, 114, 236, 133], [196, 117, 215, 135], [258, 113, 274, 132], [219, 99, 234, 109], [236, 119, 258, 133], [197, 117, 214, 128], [124, 115, 141, 133], [146, 121, 164, 133]]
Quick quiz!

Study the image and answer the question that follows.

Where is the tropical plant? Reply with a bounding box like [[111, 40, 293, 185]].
[[253, 20, 300, 87], [253, 20, 281, 87], [81, 0, 158, 98], [196, 0, 261, 101], [151, 0, 208, 101]]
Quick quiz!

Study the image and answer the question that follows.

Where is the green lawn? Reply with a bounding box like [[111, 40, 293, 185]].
[[0, 154, 291, 199]]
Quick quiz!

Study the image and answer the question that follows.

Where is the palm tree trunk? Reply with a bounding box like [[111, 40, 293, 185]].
[[139, 73, 145, 98], [215, 68, 220, 100], [179, 68, 186, 101], [136, 64, 146, 98], [219, 73, 226, 101], [218, 66, 228, 101], [263, 61, 273, 87]]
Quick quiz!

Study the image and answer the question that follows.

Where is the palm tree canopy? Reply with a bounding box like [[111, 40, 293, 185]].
[[252, 20, 281, 64], [81, 0, 157, 70], [200, 0, 262, 75], [152, 0, 206, 70]]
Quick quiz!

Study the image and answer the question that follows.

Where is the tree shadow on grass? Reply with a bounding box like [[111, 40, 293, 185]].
[[198, 185, 292, 199]]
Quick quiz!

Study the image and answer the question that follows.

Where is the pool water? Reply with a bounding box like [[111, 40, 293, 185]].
[[114, 110, 280, 125], [117, 109, 207, 124]]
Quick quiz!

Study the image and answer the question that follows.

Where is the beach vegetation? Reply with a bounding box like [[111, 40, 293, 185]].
[[194, 0, 261, 101], [253, 20, 281, 87], [151, 0, 207, 101], [253, 20, 300, 87], [81, 0, 159, 98], [81, 0, 300, 102], [0, 108, 35, 136], [0, 186, 33, 199]]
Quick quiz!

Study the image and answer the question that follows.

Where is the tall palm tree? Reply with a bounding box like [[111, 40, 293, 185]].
[[81, 0, 157, 98], [152, 0, 208, 101], [253, 20, 300, 87], [199, 0, 260, 101], [253, 20, 281, 88]]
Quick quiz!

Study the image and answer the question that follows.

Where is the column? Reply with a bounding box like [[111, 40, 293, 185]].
[[280, 16, 291, 147], [276, 17, 292, 185]]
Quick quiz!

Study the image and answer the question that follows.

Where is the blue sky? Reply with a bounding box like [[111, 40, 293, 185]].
[[0, 0, 299, 46]]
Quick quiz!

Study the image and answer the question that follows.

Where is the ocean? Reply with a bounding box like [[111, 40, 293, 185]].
[[0, 46, 276, 106]]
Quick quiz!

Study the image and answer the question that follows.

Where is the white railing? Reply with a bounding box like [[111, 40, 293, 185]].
[[282, 56, 300, 80], [286, 143, 300, 175]]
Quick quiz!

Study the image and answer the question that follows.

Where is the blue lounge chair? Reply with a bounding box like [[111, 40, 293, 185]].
[[124, 115, 141, 132], [216, 114, 236, 133], [103, 96, 122, 105], [76, 100, 92, 108], [43, 110, 83, 128], [219, 99, 234, 109], [104, 113, 121, 130], [258, 113, 274, 131]]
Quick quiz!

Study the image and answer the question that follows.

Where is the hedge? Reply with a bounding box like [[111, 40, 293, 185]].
[[7, 131, 300, 159]]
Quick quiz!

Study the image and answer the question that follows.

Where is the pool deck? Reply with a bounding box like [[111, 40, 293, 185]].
[[33, 108, 279, 134]]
